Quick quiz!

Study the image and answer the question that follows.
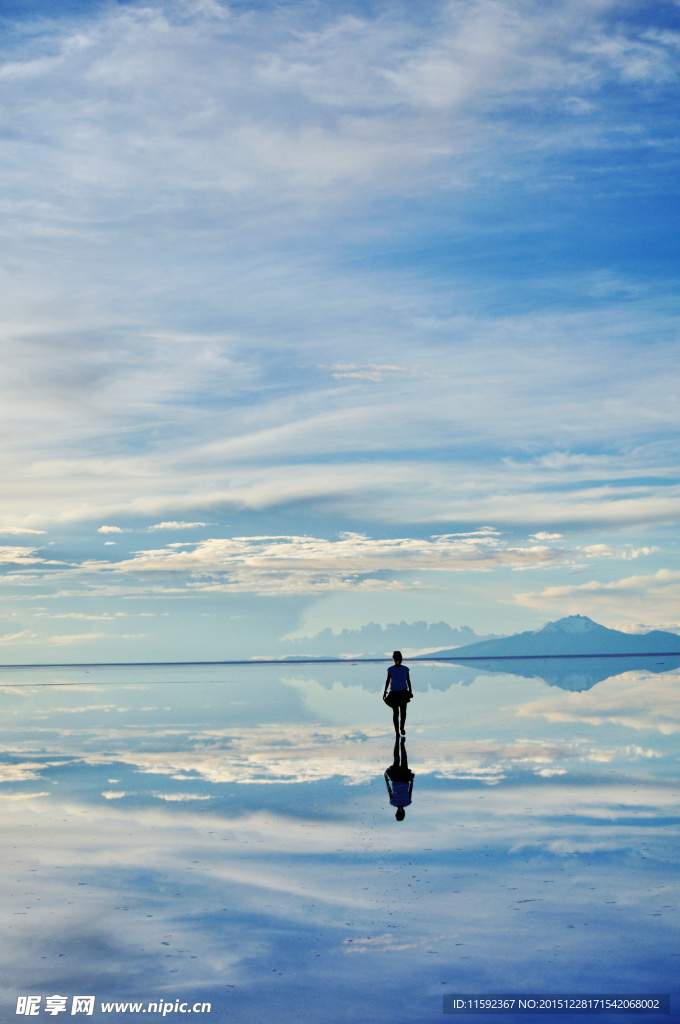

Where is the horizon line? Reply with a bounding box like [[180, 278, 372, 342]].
[[1, 651, 680, 670]]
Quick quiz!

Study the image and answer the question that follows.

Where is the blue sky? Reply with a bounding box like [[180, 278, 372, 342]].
[[1, 0, 679, 661]]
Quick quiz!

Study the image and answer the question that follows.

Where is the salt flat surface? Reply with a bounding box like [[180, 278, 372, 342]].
[[1, 660, 678, 1022]]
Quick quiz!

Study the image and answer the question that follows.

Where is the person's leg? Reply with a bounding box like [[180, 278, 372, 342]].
[[399, 702, 407, 734], [392, 706, 399, 734]]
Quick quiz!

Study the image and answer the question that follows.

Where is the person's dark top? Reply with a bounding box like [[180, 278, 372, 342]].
[[386, 663, 410, 691], [385, 763, 414, 807]]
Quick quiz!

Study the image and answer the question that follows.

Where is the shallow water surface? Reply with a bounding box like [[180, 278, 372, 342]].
[[1, 660, 678, 1022]]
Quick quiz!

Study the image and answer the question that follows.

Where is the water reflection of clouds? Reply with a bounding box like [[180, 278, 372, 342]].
[[0, 790, 50, 799], [1, 761, 54, 781], [3, 730, 663, 793], [1, 665, 678, 1019], [2, 789, 678, 1016], [514, 670, 680, 734]]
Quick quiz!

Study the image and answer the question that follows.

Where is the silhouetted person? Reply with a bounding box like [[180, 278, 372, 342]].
[[385, 736, 414, 821], [383, 650, 412, 735]]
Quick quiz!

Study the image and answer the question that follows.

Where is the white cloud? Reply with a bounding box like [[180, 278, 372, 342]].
[[72, 531, 594, 594], [0, 630, 38, 646], [580, 27, 680, 85], [46, 632, 147, 645], [0, 527, 46, 535], [329, 363, 425, 382], [0, 546, 43, 565], [0, 527, 662, 598], [45, 632, 111, 645], [97, 525, 124, 534], [615, 620, 680, 635], [36, 611, 127, 620], [514, 569, 680, 628], [148, 521, 208, 530], [3, 447, 680, 533]]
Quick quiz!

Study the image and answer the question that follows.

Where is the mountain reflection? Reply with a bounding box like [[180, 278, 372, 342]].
[[427, 654, 680, 691], [384, 736, 415, 820]]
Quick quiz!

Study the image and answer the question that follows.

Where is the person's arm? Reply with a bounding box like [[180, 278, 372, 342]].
[[383, 671, 390, 699], [408, 778, 414, 799], [407, 669, 412, 696], [384, 772, 393, 798]]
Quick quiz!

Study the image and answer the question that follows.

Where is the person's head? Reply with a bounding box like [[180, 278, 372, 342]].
[[395, 807, 405, 821], [392, 650, 402, 664]]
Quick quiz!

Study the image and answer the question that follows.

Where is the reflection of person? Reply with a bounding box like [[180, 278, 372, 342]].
[[382, 650, 412, 736], [385, 736, 415, 821]]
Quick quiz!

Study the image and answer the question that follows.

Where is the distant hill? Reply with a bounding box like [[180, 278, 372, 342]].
[[417, 615, 680, 659]]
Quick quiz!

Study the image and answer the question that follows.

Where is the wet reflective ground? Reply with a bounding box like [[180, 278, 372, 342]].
[[1, 660, 678, 1022]]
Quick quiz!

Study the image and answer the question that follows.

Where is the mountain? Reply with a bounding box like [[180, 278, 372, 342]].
[[417, 615, 680, 659]]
